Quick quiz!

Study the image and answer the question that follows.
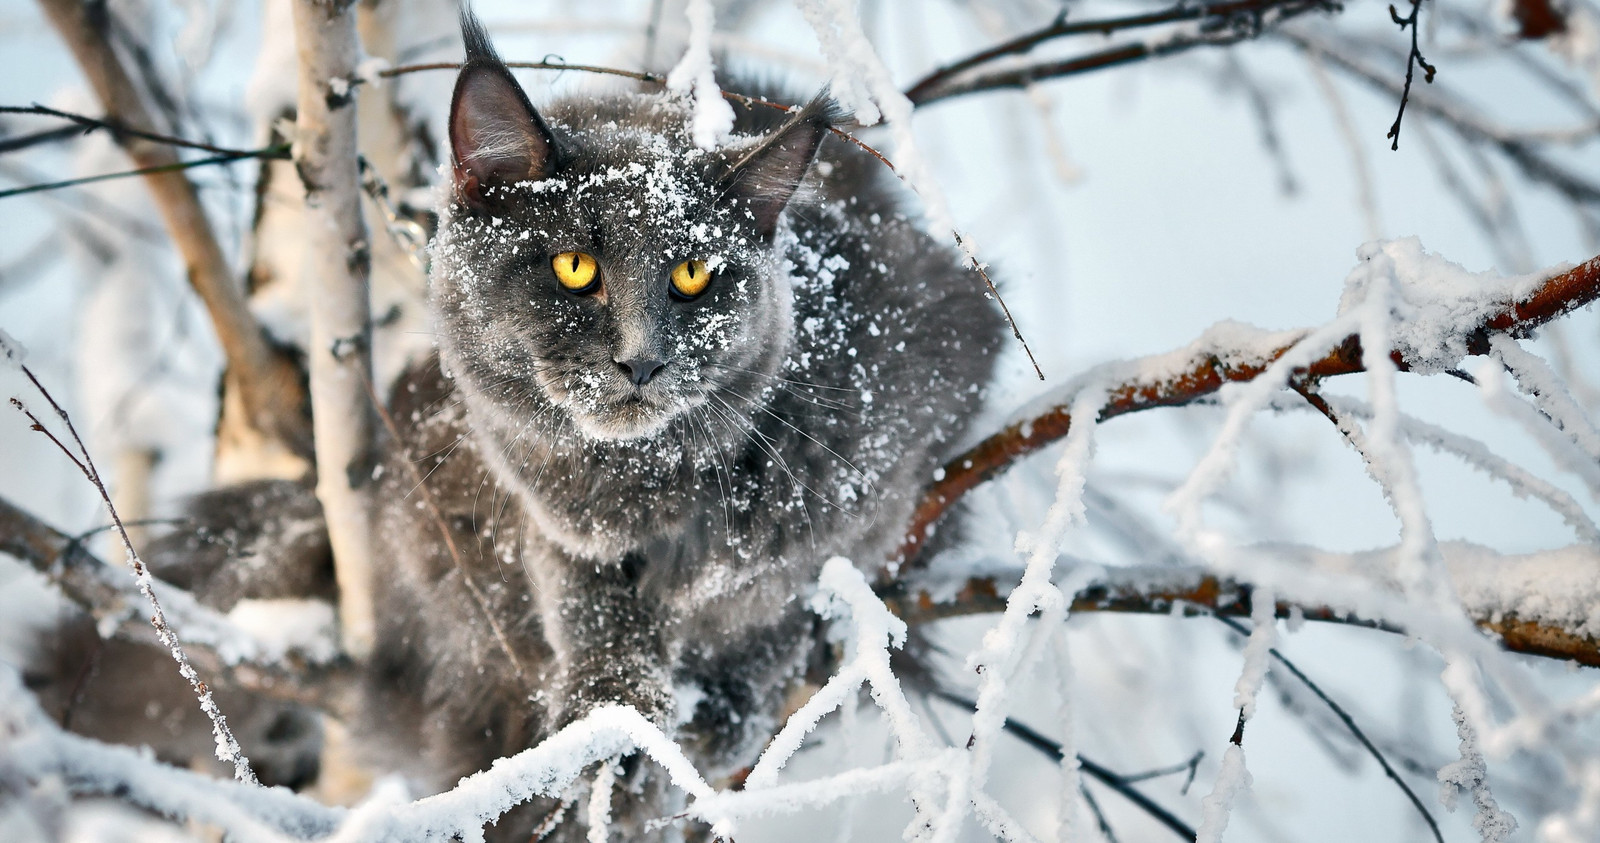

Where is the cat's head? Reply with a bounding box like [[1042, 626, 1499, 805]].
[[430, 12, 835, 442]]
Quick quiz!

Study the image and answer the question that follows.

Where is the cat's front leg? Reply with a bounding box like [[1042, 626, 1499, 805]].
[[532, 545, 676, 730]]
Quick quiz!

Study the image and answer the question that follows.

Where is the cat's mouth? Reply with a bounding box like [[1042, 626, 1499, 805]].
[[553, 380, 693, 441]]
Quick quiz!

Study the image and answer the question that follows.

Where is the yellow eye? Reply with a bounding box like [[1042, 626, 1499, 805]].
[[552, 251, 599, 292], [670, 259, 712, 299]]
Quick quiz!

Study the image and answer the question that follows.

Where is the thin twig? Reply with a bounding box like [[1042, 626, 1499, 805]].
[[0, 104, 274, 157], [1080, 782, 1120, 843], [9, 364, 259, 784], [904, 0, 1337, 104], [1215, 615, 1444, 843], [0, 148, 285, 199], [379, 59, 661, 83], [1117, 750, 1206, 786], [1282, 30, 1600, 206], [0, 123, 87, 154], [1385, 0, 1438, 150], [906, 0, 1340, 107], [930, 688, 1198, 841]]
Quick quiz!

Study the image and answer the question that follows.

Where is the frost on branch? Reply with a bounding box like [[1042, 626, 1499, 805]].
[[666, 0, 735, 150]]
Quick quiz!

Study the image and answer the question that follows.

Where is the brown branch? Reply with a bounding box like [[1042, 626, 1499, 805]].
[[35, 0, 310, 459], [887, 570, 1600, 669], [894, 252, 1600, 570], [904, 0, 1338, 107]]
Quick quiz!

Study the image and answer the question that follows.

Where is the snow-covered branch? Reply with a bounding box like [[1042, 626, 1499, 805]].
[[890, 543, 1600, 668], [898, 248, 1600, 566]]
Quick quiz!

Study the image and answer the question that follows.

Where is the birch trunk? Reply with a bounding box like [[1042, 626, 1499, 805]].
[[291, 0, 378, 657]]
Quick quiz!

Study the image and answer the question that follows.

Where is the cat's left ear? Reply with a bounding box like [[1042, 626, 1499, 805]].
[[449, 8, 559, 208], [719, 96, 840, 238]]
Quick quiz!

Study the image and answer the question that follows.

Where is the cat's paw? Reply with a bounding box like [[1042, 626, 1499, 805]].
[[556, 663, 675, 730]]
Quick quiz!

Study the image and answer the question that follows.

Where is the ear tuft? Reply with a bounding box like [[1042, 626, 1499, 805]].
[[449, 6, 558, 208], [719, 94, 841, 238]]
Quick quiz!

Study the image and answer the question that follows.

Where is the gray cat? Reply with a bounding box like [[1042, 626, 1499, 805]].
[[111, 11, 1003, 840]]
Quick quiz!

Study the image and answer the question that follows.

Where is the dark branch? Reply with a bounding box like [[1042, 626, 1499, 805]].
[[1281, 30, 1600, 206], [0, 147, 287, 200], [905, 0, 1340, 107], [904, 0, 1340, 104], [930, 688, 1198, 841], [0, 104, 273, 157], [1385, 0, 1437, 150], [1215, 616, 1444, 843]]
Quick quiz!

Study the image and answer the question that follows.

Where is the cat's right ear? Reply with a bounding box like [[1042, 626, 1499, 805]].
[[718, 95, 843, 239], [450, 8, 558, 208]]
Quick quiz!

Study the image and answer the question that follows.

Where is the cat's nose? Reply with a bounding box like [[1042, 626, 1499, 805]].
[[617, 358, 665, 386]]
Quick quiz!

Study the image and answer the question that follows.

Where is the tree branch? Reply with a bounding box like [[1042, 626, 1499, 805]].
[[903, 0, 1339, 105], [894, 253, 1600, 569], [1384, 0, 1437, 150], [34, 0, 311, 458], [886, 563, 1600, 668], [0, 147, 285, 199], [904, 0, 1339, 107]]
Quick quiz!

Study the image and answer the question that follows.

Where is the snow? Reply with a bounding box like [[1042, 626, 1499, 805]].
[[224, 599, 340, 665], [1231, 587, 1277, 719], [1195, 744, 1252, 843], [584, 759, 615, 843], [1336, 238, 1548, 376], [1490, 334, 1600, 465], [665, 0, 735, 149], [1438, 706, 1518, 843]]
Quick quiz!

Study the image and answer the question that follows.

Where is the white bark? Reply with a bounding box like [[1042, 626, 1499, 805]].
[[291, 0, 378, 658]]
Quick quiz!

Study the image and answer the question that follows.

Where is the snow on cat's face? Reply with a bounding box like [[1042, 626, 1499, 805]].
[[433, 128, 789, 440], [431, 29, 830, 442]]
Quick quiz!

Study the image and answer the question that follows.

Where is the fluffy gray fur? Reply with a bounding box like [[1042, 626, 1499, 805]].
[[111, 14, 1004, 841]]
